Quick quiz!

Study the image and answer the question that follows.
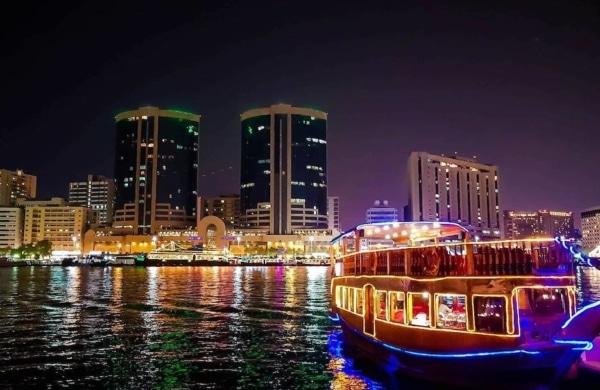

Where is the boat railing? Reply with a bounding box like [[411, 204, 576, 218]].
[[339, 239, 574, 277]]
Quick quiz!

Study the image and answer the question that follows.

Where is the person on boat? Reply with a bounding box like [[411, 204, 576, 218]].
[[391, 298, 404, 323], [438, 302, 452, 316], [393, 308, 404, 323]]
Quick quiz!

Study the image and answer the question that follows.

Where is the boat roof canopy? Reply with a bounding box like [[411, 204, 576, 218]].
[[330, 221, 469, 244]]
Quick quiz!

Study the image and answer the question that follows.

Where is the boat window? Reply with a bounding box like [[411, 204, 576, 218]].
[[522, 288, 569, 316], [516, 288, 569, 341], [474, 296, 507, 334], [356, 289, 364, 315], [389, 292, 405, 324], [436, 294, 467, 330], [342, 287, 348, 310], [348, 288, 355, 312], [409, 293, 430, 327], [376, 291, 387, 320]]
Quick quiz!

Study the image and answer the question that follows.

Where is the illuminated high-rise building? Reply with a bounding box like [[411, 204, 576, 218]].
[[68, 175, 115, 226], [201, 194, 241, 228], [240, 104, 328, 234], [0, 169, 36, 206], [18, 198, 88, 252], [503, 210, 574, 239], [581, 206, 600, 252], [0, 207, 23, 249], [407, 152, 501, 239], [328, 196, 341, 231], [113, 106, 200, 234]]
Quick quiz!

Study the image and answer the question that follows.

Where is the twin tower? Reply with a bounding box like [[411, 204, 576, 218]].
[[113, 104, 328, 235]]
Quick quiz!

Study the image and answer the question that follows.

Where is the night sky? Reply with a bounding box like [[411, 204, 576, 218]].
[[1, 1, 599, 228]]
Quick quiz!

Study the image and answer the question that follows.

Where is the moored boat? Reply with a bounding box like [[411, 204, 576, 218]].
[[329, 221, 600, 385], [146, 247, 229, 265]]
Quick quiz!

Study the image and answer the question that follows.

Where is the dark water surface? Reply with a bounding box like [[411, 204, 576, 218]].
[[0, 266, 599, 389]]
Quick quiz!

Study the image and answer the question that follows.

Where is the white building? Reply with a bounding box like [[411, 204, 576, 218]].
[[328, 196, 341, 232], [0, 207, 23, 249], [407, 152, 501, 240], [581, 206, 600, 252], [18, 198, 88, 252], [366, 200, 399, 224], [69, 175, 115, 226]]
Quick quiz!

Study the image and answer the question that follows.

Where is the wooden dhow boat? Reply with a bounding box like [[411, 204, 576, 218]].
[[329, 221, 600, 384]]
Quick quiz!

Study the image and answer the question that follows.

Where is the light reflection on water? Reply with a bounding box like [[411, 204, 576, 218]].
[[0, 265, 598, 388], [577, 266, 600, 307]]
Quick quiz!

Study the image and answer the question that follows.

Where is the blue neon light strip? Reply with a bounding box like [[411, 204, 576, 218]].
[[555, 236, 595, 267], [561, 300, 600, 330], [380, 341, 540, 358], [553, 339, 594, 351], [328, 313, 340, 322], [340, 317, 540, 359]]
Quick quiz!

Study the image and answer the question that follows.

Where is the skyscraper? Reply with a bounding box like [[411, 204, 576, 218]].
[[407, 152, 501, 239], [0, 169, 36, 206], [68, 175, 115, 226], [503, 210, 574, 239], [113, 106, 200, 234], [581, 206, 600, 252], [328, 196, 341, 231], [366, 200, 399, 224], [240, 104, 328, 234]]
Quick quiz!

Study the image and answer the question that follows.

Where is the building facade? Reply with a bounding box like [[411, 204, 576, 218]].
[[407, 152, 501, 239], [18, 198, 88, 252], [328, 196, 341, 231], [366, 200, 399, 224], [0, 169, 36, 206], [113, 106, 200, 234], [0, 207, 23, 249], [240, 104, 328, 234], [201, 194, 241, 228], [68, 174, 115, 226], [581, 206, 600, 252], [503, 210, 574, 239]]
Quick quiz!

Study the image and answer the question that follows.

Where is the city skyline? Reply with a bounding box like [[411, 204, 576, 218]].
[[1, 2, 599, 228], [1, 3, 600, 388]]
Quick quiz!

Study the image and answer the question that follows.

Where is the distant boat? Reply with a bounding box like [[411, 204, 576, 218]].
[[146, 245, 229, 265], [329, 221, 600, 385]]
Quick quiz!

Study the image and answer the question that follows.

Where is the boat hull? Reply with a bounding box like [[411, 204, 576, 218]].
[[338, 318, 581, 386]]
